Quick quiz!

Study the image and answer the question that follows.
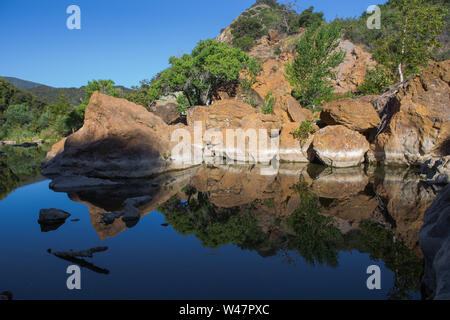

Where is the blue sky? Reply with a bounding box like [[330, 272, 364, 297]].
[[0, 0, 387, 88]]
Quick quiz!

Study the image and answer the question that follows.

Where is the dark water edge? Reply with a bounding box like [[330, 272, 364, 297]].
[[0, 148, 438, 300]]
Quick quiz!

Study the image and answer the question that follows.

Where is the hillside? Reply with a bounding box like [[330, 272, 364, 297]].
[[1, 77, 44, 90], [1, 77, 132, 106]]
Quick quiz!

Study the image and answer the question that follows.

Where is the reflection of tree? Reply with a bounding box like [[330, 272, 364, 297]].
[[159, 182, 423, 299], [0, 145, 48, 199], [158, 187, 270, 250], [356, 221, 423, 300], [286, 181, 343, 267]]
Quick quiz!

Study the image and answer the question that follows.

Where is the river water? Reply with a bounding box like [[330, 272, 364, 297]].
[[0, 146, 438, 299]]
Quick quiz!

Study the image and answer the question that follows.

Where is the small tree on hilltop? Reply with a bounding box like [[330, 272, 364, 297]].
[[285, 22, 345, 109]]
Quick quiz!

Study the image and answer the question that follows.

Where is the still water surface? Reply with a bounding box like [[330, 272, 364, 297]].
[[0, 148, 435, 299]]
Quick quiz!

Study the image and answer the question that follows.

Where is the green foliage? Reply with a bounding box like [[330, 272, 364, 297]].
[[274, 46, 282, 55], [158, 191, 269, 250], [358, 220, 423, 300], [0, 145, 49, 200], [262, 91, 275, 114], [285, 22, 345, 109], [287, 182, 343, 267], [291, 120, 315, 145], [340, 0, 448, 81], [125, 78, 163, 110], [231, 0, 311, 51], [151, 39, 256, 108], [296, 6, 324, 28], [373, 0, 447, 81], [358, 65, 395, 95], [0, 77, 43, 114]]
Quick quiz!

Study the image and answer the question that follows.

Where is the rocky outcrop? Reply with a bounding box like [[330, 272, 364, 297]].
[[320, 96, 380, 133], [42, 92, 192, 179], [332, 40, 376, 94], [152, 102, 183, 125], [420, 184, 450, 300], [374, 60, 450, 166], [311, 125, 370, 168], [421, 156, 450, 185]]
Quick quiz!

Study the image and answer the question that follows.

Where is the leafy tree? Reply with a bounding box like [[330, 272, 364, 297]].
[[285, 22, 345, 109], [296, 6, 324, 28], [156, 39, 257, 107], [373, 0, 447, 82]]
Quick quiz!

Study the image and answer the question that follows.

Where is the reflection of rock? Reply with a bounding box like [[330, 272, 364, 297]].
[[375, 168, 437, 254], [311, 167, 369, 199], [38, 209, 71, 232], [421, 156, 450, 185], [312, 126, 369, 168], [52, 246, 108, 258], [420, 184, 450, 300], [49, 176, 120, 192], [65, 167, 200, 240], [50, 247, 110, 275]]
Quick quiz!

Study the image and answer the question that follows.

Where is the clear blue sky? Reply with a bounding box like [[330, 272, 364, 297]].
[[0, 0, 387, 88]]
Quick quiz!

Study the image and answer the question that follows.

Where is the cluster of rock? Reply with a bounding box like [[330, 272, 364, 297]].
[[42, 60, 449, 178]]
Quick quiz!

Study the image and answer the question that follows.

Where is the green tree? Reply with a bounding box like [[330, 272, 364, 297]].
[[296, 6, 324, 28], [158, 39, 257, 107], [285, 22, 345, 109], [65, 79, 119, 133], [374, 0, 447, 82]]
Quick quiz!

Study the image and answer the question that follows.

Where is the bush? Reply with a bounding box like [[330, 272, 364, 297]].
[[262, 91, 275, 114], [358, 66, 395, 95], [291, 121, 315, 145]]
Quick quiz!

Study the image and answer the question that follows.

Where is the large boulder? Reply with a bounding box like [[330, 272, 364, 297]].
[[420, 184, 450, 300], [311, 125, 369, 168], [374, 60, 450, 166], [42, 92, 191, 179], [152, 102, 183, 125], [320, 96, 380, 133]]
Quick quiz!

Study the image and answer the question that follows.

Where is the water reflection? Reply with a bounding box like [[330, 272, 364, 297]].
[[40, 163, 438, 299], [0, 151, 439, 299]]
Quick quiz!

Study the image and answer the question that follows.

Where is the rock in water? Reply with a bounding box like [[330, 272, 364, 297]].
[[41, 92, 188, 179], [312, 125, 369, 168], [420, 184, 450, 300], [38, 209, 71, 232]]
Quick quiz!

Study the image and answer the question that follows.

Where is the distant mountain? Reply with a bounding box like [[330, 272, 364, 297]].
[[1, 77, 132, 106], [2, 77, 45, 90]]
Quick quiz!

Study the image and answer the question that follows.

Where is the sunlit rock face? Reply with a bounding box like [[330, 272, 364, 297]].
[[420, 184, 450, 300], [42, 92, 194, 179], [320, 96, 380, 134], [374, 60, 450, 166], [311, 126, 370, 168]]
